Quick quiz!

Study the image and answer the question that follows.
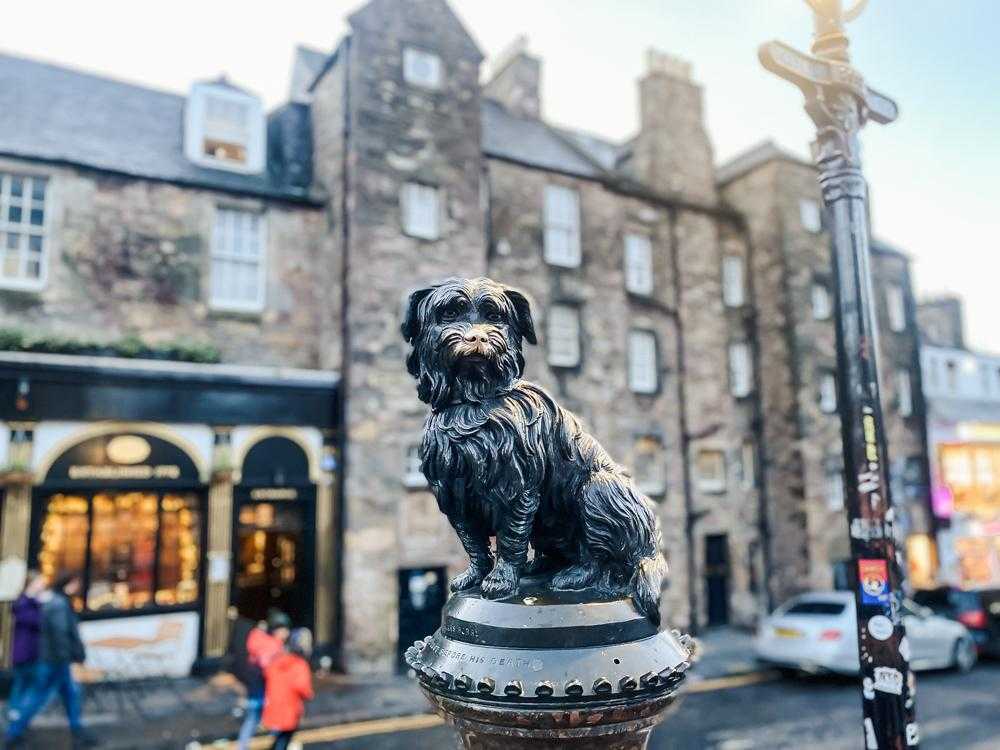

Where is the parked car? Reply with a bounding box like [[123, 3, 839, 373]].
[[912, 586, 1000, 656], [754, 591, 977, 675]]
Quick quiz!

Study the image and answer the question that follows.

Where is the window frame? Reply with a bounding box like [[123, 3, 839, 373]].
[[401, 182, 441, 241], [184, 83, 266, 174], [811, 280, 832, 321], [695, 449, 727, 494], [624, 233, 654, 296], [721, 255, 745, 308], [628, 329, 659, 394], [403, 46, 443, 90], [819, 370, 838, 413], [740, 440, 756, 491], [546, 304, 582, 368], [209, 206, 268, 314], [728, 341, 754, 398], [799, 198, 823, 233], [403, 444, 427, 489], [886, 283, 907, 332], [825, 469, 845, 511], [896, 368, 913, 417], [0, 171, 51, 292], [31, 488, 205, 619], [543, 185, 582, 268]]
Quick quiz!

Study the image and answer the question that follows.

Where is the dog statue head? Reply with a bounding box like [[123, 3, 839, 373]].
[[401, 277, 536, 408]]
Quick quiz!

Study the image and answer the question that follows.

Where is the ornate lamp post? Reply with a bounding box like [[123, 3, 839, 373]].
[[760, 2, 918, 748]]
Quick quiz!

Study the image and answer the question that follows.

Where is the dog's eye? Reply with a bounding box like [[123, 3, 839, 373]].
[[441, 301, 467, 321], [485, 310, 503, 323]]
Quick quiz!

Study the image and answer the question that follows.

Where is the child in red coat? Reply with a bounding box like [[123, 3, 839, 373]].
[[262, 628, 314, 750]]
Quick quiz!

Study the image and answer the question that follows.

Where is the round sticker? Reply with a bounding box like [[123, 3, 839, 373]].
[[867, 614, 893, 641]]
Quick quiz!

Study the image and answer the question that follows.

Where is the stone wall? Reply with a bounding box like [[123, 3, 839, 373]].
[[485, 158, 690, 627], [0, 156, 329, 369], [331, 0, 487, 673]]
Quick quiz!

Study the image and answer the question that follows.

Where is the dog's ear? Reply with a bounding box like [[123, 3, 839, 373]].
[[504, 287, 537, 345], [401, 286, 435, 343]]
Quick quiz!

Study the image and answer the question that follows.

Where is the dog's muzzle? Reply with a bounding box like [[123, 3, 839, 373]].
[[446, 326, 503, 362]]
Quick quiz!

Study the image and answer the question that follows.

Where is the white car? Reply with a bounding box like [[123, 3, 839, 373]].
[[754, 591, 977, 675]]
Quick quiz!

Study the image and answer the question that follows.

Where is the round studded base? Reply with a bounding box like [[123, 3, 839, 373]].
[[405, 581, 693, 748]]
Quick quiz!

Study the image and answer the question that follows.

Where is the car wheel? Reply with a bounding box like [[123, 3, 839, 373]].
[[953, 636, 977, 673]]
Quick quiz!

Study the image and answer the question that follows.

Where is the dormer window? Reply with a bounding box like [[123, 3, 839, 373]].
[[184, 80, 266, 174]]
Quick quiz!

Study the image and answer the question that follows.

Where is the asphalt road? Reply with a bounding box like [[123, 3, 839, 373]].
[[306, 662, 1000, 750]]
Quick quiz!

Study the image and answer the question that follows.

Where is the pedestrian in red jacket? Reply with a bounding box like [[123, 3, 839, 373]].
[[262, 628, 314, 750]]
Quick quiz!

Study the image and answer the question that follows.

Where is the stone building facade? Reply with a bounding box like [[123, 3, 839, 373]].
[[0, 0, 932, 676], [720, 142, 931, 599]]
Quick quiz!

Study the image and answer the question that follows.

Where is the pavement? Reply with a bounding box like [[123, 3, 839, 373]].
[[9, 625, 995, 748]]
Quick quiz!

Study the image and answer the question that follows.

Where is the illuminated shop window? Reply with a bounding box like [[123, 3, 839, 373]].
[[38, 491, 202, 612]]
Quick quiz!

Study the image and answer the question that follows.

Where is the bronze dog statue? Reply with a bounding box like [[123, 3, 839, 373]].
[[401, 277, 666, 624]]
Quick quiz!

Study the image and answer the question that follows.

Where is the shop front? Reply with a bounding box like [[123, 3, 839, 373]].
[[0, 353, 339, 679], [926, 420, 1000, 591]]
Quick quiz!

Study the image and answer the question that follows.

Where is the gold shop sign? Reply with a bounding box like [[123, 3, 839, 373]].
[[249, 487, 298, 501], [68, 464, 181, 480]]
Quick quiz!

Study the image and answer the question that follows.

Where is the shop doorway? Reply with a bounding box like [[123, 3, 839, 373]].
[[232, 498, 314, 625], [705, 534, 730, 627], [232, 436, 317, 629], [396, 567, 446, 673]]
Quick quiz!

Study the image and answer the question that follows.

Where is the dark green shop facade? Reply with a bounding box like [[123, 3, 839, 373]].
[[0, 352, 339, 679]]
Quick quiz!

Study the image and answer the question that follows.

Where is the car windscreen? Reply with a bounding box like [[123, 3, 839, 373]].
[[784, 602, 846, 615]]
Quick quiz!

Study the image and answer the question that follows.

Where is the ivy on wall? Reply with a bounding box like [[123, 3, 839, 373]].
[[0, 328, 221, 364]]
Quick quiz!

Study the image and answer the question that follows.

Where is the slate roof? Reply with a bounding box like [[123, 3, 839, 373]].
[[0, 52, 319, 203], [480, 98, 609, 180], [715, 139, 813, 185]]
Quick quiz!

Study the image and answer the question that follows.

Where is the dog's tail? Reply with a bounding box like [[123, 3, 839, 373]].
[[629, 552, 666, 627], [580, 472, 666, 625]]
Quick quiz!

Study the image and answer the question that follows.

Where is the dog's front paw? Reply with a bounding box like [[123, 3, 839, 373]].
[[480, 559, 521, 599], [450, 563, 489, 592]]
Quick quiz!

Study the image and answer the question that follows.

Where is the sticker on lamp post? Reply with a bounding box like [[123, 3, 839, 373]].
[[858, 559, 891, 611]]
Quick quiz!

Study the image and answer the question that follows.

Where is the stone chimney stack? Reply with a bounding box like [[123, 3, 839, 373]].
[[483, 35, 541, 119], [633, 49, 716, 204]]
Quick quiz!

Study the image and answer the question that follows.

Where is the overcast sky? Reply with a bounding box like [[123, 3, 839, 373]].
[[5, 1, 998, 350]]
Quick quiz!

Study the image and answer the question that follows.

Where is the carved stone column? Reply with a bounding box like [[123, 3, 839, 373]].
[[0, 423, 35, 668], [203, 427, 235, 658], [313, 432, 338, 650]]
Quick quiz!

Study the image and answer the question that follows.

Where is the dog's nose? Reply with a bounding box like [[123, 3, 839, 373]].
[[463, 331, 489, 345]]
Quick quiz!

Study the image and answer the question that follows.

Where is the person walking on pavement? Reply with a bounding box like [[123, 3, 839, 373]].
[[236, 609, 292, 749], [261, 628, 314, 750], [4, 572, 96, 748], [6, 570, 46, 724]]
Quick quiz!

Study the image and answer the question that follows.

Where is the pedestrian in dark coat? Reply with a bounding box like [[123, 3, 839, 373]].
[[6, 570, 45, 723], [4, 572, 96, 748]]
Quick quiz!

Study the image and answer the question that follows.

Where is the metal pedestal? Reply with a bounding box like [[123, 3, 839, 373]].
[[406, 580, 693, 749]]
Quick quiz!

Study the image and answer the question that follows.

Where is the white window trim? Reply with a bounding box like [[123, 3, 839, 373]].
[[799, 198, 822, 233], [695, 450, 727, 494], [741, 441, 756, 490], [721, 255, 745, 308], [184, 83, 266, 174], [811, 281, 832, 321], [403, 444, 427, 489], [403, 46, 443, 90], [826, 469, 845, 511], [886, 284, 907, 332], [0, 171, 51, 292], [543, 185, 581, 268], [728, 342, 753, 398], [624, 234, 653, 296], [896, 369, 913, 417], [546, 304, 581, 368], [401, 182, 441, 241], [819, 371, 837, 413], [209, 207, 267, 314], [628, 329, 659, 394], [634, 435, 667, 497]]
